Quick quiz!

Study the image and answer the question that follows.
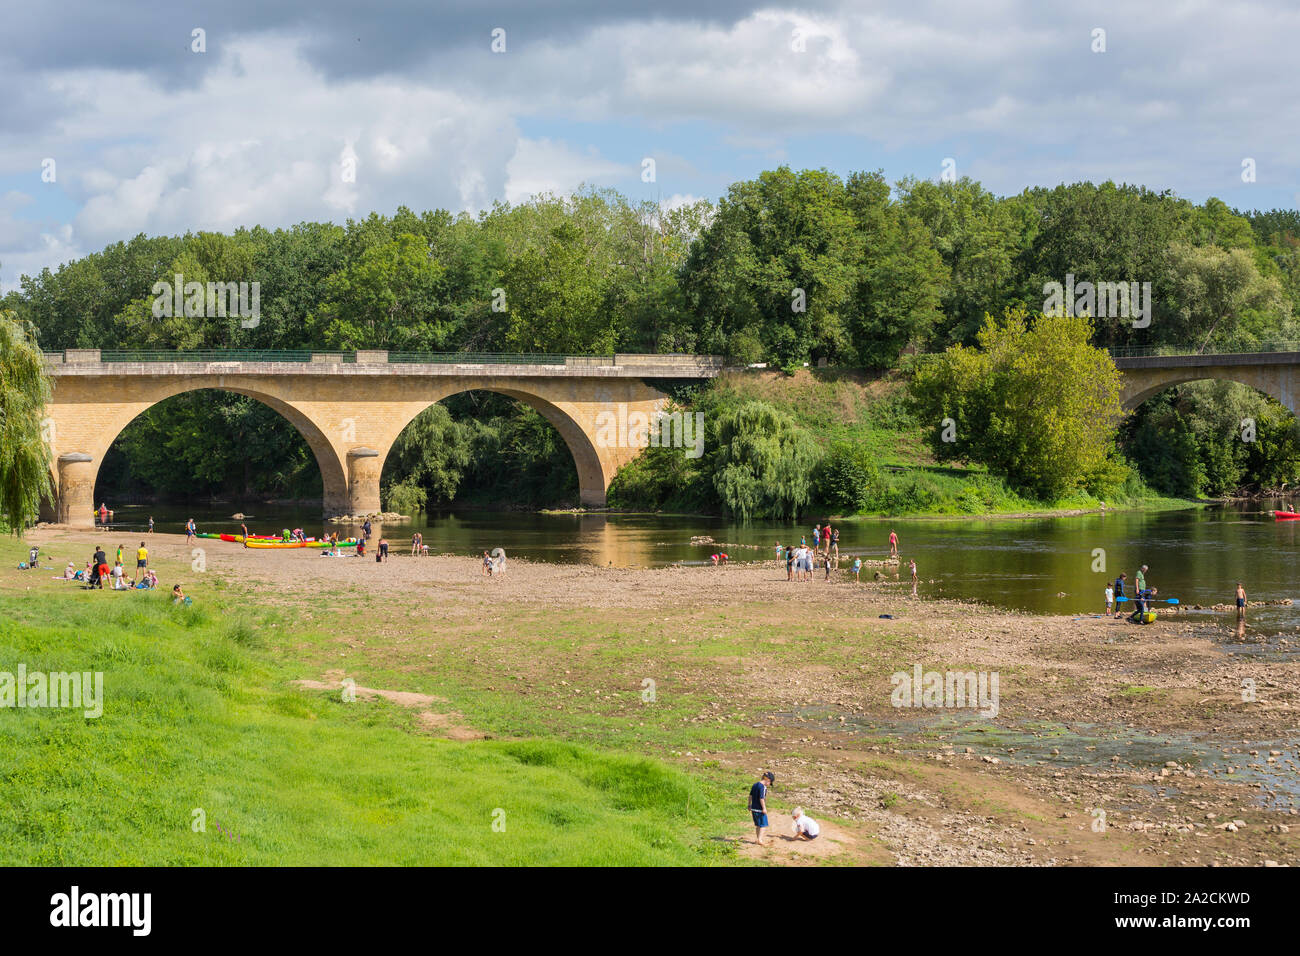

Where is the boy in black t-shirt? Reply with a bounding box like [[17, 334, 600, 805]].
[[748, 771, 775, 845]]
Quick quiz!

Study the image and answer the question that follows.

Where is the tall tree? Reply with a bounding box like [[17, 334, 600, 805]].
[[1161, 242, 1291, 351], [896, 176, 1028, 348], [0, 311, 53, 530], [1016, 181, 1192, 349], [681, 167, 862, 368], [846, 171, 948, 366], [310, 233, 450, 350], [909, 309, 1124, 499], [502, 220, 616, 354]]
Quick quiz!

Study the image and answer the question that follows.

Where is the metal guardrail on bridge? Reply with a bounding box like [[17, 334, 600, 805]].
[[86, 349, 355, 364], [387, 352, 611, 366], [1108, 342, 1300, 359]]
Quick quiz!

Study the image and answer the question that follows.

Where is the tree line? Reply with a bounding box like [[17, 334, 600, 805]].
[[3, 169, 1299, 517]]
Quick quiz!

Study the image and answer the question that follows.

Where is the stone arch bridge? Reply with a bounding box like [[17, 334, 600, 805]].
[[42, 348, 1299, 528], [41, 350, 725, 528], [1113, 350, 1300, 412]]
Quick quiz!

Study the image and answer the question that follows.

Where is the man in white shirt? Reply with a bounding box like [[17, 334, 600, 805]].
[[791, 807, 820, 840]]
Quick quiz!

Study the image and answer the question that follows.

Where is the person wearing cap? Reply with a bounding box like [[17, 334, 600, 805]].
[[791, 807, 821, 840], [749, 771, 774, 845]]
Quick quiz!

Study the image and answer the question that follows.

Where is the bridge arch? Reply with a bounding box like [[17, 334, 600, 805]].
[[375, 385, 640, 511], [44, 380, 348, 526], [1120, 367, 1299, 416]]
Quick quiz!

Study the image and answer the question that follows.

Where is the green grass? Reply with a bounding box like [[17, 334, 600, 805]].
[[0, 583, 739, 865]]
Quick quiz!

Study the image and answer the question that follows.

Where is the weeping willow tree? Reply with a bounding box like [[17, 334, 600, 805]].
[[0, 311, 53, 532], [711, 401, 820, 521]]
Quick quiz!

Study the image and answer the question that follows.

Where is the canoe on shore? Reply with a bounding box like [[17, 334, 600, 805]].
[[244, 538, 357, 550]]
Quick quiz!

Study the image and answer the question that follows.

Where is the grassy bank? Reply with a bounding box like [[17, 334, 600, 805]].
[[0, 575, 736, 865], [616, 369, 1196, 519]]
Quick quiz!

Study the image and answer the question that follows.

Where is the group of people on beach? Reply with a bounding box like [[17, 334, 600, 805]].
[[481, 549, 507, 576]]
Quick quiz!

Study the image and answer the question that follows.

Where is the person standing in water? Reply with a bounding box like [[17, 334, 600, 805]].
[[1236, 582, 1247, 622], [889, 529, 899, 559], [910, 558, 918, 597]]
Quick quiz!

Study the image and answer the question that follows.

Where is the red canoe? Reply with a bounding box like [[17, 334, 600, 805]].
[[1275, 511, 1300, 520]]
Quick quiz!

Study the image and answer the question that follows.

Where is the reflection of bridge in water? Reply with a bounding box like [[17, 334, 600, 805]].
[[40, 349, 726, 527]]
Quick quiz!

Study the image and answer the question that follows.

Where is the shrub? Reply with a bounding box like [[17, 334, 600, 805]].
[[816, 442, 882, 514], [384, 481, 426, 516]]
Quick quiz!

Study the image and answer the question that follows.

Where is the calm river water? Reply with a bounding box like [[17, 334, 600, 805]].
[[98, 501, 1299, 635]]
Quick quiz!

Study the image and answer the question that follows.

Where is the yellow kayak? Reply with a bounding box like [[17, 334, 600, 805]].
[[243, 538, 356, 549]]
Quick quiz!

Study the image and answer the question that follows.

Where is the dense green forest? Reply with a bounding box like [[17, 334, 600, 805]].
[[7, 169, 1300, 516]]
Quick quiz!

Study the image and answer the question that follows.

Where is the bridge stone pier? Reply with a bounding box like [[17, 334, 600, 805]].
[[1114, 351, 1300, 414], [41, 350, 724, 528]]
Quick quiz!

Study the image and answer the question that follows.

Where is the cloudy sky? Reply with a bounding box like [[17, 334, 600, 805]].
[[3, 0, 1297, 292]]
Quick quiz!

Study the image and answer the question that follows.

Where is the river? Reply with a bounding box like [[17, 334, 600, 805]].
[[95, 501, 1299, 637]]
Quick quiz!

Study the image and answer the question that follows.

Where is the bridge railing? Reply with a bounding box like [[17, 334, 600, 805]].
[[43, 349, 728, 369], [1109, 342, 1300, 359], [45, 349, 357, 364], [387, 351, 609, 366]]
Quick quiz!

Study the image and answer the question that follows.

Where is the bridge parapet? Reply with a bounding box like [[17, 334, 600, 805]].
[[1112, 350, 1300, 370], [42, 350, 728, 378]]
